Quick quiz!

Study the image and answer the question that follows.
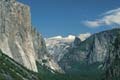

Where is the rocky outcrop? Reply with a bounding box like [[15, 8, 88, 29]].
[[103, 33, 120, 80], [45, 35, 75, 62], [0, 0, 38, 72], [73, 37, 81, 47], [0, 0, 62, 72], [59, 28, 120, 72], [45, 34, 91, 62]]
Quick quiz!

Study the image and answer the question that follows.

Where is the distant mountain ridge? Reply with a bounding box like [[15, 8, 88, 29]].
[[45, 28, 120, 79], [0, 0, 119, 80], [45, 34, 91, 62], [59, 28, 120, 73]]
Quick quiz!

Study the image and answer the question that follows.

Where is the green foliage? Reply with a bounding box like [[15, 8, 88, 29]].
[[37, 61, 104, 80], [42, 59, 48, 63], [0, 49, 41, 80]]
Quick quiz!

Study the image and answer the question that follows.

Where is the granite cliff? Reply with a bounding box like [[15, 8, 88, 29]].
[[0, 0, 119, 80], [59, 28, 120, 75], [0, 0, 62, 72]]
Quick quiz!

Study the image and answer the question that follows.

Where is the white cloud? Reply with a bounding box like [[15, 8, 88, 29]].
[[104, 8, 120, 15], [48, 36, 63, 39], [46, 33, 91, 43], [83, 20, 101, 28], [83, 8, 120, 27], [78, 33, 91, 41], [47, 35, 75, 40]]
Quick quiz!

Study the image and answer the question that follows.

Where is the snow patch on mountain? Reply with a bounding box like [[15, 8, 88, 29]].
[[45, 33, 91, 62]]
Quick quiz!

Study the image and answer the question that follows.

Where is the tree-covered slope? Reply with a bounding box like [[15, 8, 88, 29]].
[[0, 50, 41, 80]]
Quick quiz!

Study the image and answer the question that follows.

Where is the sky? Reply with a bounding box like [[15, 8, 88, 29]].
[[18, 0, 120, 38]]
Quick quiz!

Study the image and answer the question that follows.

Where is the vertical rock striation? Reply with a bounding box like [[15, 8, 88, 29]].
[[59, 28, 120, 72], [0, 0, 37, 72], [0, 0, 62, 72], [104, 33, 120, 80]]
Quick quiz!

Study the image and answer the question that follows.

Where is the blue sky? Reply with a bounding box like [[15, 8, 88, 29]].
[[18, 0, 120, 37]]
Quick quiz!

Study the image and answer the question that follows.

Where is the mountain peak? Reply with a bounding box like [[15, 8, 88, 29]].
[[73, 37, 81, 46]]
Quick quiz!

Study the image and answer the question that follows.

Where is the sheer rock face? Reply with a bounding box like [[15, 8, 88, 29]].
[[0, 0, 62, 72], [31, 28, 63, 73], [0, 0, 38, 72], [73, 37, 81, 47], [59, 29, 120, 72], [103, 34, 120, 80]]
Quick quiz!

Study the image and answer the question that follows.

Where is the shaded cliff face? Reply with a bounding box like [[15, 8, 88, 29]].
[[32, 28, 63, 72], [59, 29, 120, 73], [103, 34, 120, 80]]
